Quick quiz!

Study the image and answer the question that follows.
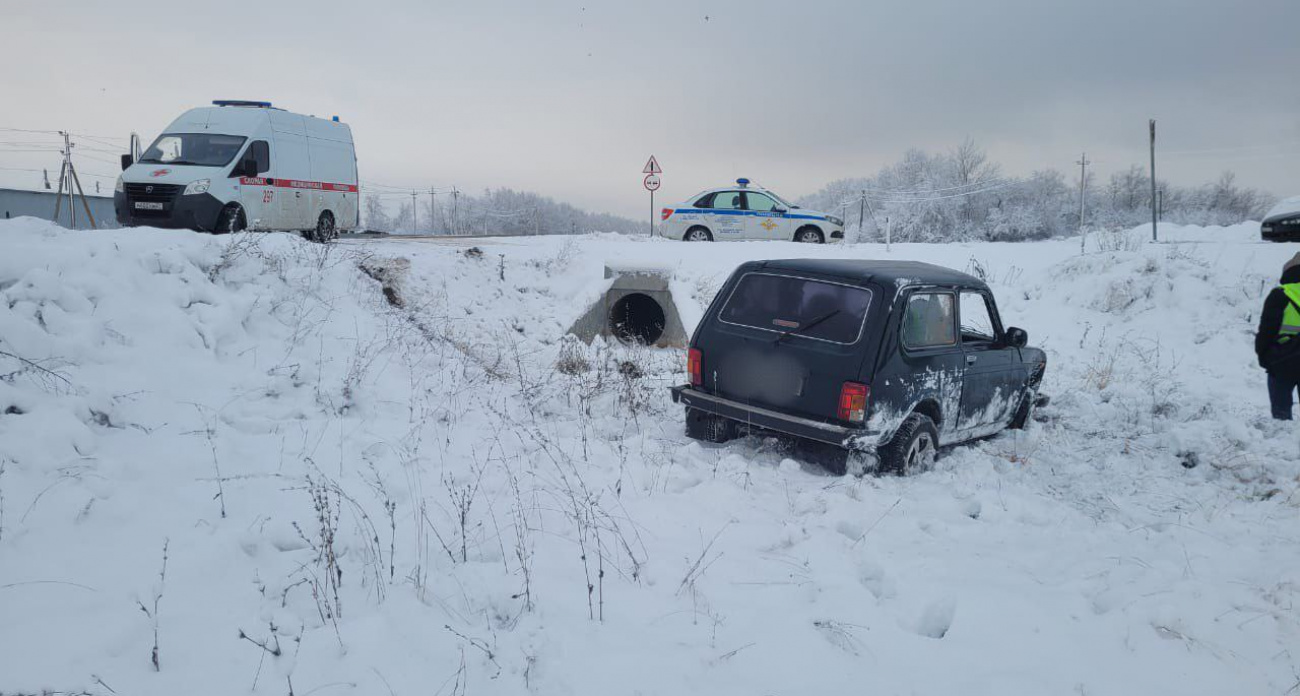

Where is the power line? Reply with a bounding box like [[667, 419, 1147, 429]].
[[1161, 140, 1300, 156]]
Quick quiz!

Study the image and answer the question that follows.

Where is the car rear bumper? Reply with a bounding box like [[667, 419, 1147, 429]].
[[670, 384, 876, 450]]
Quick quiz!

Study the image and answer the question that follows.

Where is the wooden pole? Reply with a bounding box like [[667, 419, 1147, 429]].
[[70, 164, 97, 229]]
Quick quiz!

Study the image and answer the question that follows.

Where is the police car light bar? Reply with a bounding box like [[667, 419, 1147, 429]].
[[213, 100, 274, 108], [736, 178, 750, 188]]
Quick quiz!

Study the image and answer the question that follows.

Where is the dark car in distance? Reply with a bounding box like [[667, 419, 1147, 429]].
[[1261, 197, 1300, 242], [670, 259, 1047, 474]]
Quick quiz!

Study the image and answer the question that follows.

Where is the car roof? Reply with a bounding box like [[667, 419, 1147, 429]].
[[753, 258, 988, 290], [694, 185, 780, 197]]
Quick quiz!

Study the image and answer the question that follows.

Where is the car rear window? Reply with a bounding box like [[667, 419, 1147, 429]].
[[719, 273, 873, 344]]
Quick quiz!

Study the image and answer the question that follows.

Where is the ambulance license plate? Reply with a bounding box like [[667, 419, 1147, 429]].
[[134, 202, 164, 210]]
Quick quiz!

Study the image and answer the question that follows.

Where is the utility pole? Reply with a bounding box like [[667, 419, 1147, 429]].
[[1149, 119, 1158, 242], [1076, 152, 1090, 254], [410, 190, 418, 234], [1158, 188, 1164, 222], [451, 187, 461, 236], [52, 131, 97, 230], [858, 190, 866, 242], [434, 189, 444, 235]]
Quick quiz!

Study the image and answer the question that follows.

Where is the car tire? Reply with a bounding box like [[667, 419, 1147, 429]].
[[684, 408, 734, 443], [214, 205, 246, 235], [309, 211, 337, 244], [1008, 392, 1035, 430], [684, 226, 713, 242], [878, 413, 939, 476], [795, 227, 824, 244]]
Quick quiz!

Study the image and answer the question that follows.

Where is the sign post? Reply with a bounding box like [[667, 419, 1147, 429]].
[[643, 156, 662, 237]]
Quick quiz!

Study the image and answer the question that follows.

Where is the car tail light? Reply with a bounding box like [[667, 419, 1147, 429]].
[[838, 381, 869, 422], [661, 208, 674, 221], [687, 348, 703, 386]]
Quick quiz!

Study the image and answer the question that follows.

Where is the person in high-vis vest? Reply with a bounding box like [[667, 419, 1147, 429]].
[[1255, 253, 1300, 419]]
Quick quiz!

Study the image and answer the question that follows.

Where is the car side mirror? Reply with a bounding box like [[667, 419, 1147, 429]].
[[1005, 327, 1028, 348], [120, 154, 133, 171]]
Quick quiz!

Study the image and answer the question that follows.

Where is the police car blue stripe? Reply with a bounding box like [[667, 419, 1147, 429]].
[[673, 209, 828, 222]]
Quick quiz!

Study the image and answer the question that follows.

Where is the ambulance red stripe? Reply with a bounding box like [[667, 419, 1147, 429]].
[[239, 177, 357, 192]]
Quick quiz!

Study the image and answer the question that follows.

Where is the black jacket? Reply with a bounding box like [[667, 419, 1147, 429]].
[[1255, 265, 1300, 369]]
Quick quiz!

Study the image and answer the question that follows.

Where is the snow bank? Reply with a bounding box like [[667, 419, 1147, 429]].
[[2, 219, 1299, 695]]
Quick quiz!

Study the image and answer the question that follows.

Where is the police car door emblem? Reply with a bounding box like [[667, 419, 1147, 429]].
[[760, 219, 778, 231]]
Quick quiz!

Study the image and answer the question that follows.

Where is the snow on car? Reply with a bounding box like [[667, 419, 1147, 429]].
[[1261, 195, 1300, 241], [659, 178, 845, 243]]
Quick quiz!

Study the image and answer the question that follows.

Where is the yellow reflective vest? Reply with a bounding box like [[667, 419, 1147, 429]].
[[1280, 283, 1300, 343]]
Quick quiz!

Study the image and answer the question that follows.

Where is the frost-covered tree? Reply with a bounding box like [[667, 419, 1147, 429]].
[[799, 139, 1276, 242], [363, 195, 392, 232]]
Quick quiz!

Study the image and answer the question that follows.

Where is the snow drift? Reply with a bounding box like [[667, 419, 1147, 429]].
[[1, 219, 1299, 695]]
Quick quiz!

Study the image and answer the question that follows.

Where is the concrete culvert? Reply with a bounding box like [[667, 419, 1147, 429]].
[[568, 265, 689, 348], [609, 292, 666, 345]]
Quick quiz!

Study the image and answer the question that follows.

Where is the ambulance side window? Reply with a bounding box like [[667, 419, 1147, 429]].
[[249, 141, 271, 174]]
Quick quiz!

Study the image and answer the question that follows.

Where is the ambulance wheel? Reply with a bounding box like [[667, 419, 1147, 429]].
[[684, 226, 713, 242], [311, 211, 337, 243], [795, 227, 824, 244], [214, 205, 246, 235]]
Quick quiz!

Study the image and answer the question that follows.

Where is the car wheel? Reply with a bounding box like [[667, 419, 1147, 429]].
[[795, 227, 824, 244], [685, 408, 734, 443], [1008, 392, 1035, 430], [878, 413, 939, 475], [684, 226, 713, 242], [310, 211, 337, 243], [215, 205, 246, 235]]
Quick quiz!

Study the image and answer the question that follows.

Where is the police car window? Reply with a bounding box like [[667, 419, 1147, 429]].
[[959, 291, 996, 343], [693, 193, 713, 208], [745, 193, 778, 212], [902, 292, 957, 349], [712, 191, 742, 210]]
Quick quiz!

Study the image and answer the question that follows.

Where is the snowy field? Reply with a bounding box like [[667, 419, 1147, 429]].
[[1, 218, 1298, 695]]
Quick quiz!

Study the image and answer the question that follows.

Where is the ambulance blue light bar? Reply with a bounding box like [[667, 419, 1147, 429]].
[[736, 178, 750, 188], [212, 100, 274, 108]]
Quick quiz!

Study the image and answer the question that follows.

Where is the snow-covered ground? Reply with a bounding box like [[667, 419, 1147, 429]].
[[2, 218, 1298, 695]]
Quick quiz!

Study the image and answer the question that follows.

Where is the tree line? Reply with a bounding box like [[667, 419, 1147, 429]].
[[363, 188, 640, 236], [798, 139, 1277, 242]]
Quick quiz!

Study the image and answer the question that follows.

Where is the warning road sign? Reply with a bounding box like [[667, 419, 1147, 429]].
[[642, 156, 662, 174]]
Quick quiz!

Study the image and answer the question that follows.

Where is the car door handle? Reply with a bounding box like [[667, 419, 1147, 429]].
[[966, 355, 978, 364]]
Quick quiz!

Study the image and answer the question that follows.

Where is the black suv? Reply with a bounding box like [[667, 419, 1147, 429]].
[[670, 259, 1047, 474]]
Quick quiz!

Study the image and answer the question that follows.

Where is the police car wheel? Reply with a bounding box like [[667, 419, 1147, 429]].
[[795, 227, 824, 244], [684, 226, 713, 242]]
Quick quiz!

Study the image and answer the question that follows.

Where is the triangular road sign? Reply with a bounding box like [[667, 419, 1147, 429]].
[[643, 156, 662, 174]]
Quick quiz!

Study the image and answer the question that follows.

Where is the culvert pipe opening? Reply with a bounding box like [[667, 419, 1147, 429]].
[[609, 292, 666, 345]]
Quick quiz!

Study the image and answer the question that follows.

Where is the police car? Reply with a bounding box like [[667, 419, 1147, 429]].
[[658, 179, 844, 243]]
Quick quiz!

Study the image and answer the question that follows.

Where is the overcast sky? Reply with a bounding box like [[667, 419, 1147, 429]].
[[3, 0, 1297, 219]]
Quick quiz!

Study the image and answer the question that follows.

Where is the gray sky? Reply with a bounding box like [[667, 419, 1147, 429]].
[[3, 0, 1298, 219]]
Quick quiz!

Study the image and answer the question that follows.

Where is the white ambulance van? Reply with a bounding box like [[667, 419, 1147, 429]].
[[115, 100, 359, 240]]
